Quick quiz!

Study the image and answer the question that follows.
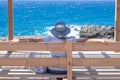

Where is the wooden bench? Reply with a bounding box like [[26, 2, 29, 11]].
[[0, 41, 120, 80]]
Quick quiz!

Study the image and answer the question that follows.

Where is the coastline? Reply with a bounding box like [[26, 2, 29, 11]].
[[0, 25, 114, 41]]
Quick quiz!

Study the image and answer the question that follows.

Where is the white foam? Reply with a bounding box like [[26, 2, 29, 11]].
[[44, 26, 54, 36], [67, 25, 82, 38]]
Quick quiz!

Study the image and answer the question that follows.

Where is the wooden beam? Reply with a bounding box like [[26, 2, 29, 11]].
[[67, 41, 72, 80], [73, 42, 120, 51], [73, 73, 120, 78], [1, 42, 120, 51], [8, 0, 13, 40], [0, 74, 66, 78], [0, 58, 66, 67], [73, 58, 120, 66], [0, 42, 66, 51], [115, 0, 120, 41]]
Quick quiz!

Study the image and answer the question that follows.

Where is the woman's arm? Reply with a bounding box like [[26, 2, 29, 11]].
[[9, 38, 43, 45], [19, 38, 43, 42], [77, 38, 110, 43]]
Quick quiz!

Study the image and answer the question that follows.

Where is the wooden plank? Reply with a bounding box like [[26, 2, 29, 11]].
[[8, 0, 13, 40], [0, 58, 66, 67], [74, 71, 120, 73], [73, 42, 120, 51], [67, 40, 72, 80], [2, 70, 120, 75], [73, 73, 120, 78], [115, 0, 120, 41], [73, 58, 120, 66], [0, 51, 12, 75], [1, 42, 120, 51], [0, 42, 66, 51], [0, 73, 66, 78]]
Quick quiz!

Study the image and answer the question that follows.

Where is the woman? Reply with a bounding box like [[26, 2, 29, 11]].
[[10, 22, 109, 80]]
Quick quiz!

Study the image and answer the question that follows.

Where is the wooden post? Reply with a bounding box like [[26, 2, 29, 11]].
[[115, 0, 120, 41], [8, 0, 13, 40], [8, 0, 13, 53], [67, 40, 72, 80]]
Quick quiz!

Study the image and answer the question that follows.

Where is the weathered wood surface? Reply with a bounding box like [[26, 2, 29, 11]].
[[0, 42, 66, 51], [8, 0, 13, 40], [115, 0, 120, 41], [0, 51, 120, 79], [0, 42, 120, 51]]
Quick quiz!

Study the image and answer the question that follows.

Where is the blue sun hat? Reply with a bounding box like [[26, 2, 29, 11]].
[[51, 22, 71, 38]]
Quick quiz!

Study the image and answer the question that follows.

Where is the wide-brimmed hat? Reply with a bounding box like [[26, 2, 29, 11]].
[[50, 22, 71, 37]]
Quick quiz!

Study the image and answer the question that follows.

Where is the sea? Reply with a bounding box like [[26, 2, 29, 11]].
[[0, 0, 115, 38]]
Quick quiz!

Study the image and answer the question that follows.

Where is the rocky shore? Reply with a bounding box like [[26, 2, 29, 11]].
[[0, 25, 114, 41], [80, 25, 114, 39]]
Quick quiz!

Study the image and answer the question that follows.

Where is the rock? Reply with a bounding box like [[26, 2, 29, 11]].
[[80, 25, 114, 39]]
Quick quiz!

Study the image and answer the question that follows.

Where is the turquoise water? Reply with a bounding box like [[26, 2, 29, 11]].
[[0, 0, 115, 37]]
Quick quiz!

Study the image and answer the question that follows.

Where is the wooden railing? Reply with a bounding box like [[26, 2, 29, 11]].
[[0, 41, 120, 80]]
